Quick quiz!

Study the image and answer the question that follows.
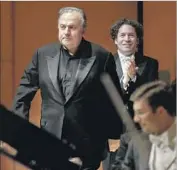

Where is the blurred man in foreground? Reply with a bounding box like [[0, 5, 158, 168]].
[[122, 80, 176, 170]]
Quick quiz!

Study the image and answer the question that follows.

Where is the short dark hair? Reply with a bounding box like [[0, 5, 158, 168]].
[[130, 80, 176, 116], [110, 18, 143, 42]]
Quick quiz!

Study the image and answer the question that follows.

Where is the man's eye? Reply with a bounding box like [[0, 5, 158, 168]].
[[135, 111, 150, 115], [69, 26, 76, 30], [137, 112, 144, 115], [129, 34, 135, 37], [60, 25, 65, 29]]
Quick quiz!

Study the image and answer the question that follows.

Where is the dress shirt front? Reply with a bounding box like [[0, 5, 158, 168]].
[[58, 45, 81, 100], [149, 119, 177, 170], [118, 51, 136, 90]]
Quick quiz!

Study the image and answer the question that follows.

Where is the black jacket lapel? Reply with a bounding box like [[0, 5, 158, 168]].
[[65, 39, 96, 103], [47, 54, 60, 93], [135, 53, 147, 76], [46, 44, 64, 102], [65, 55, 96, 103], [114, 53, 123, 80]]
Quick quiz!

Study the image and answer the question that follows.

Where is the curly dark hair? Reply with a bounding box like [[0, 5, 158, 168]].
[[110, 18, 143, 43]]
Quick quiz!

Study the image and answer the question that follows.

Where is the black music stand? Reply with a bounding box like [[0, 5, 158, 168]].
[[0, 105, 80, 170]]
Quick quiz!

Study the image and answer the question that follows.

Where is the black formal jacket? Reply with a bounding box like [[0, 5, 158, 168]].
[[12, 39, 124, 164], [114, 53, 159, 104]]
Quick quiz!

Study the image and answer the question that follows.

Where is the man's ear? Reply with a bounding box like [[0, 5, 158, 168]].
[[156, 106, 166, 115], [82, 28, 86, 34], [81, 28, 86, 39], [114, 39, 118, 45]]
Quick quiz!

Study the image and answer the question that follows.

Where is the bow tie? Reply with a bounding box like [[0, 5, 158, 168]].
[[120, 56, 134, 63], [149, 134, 169, 149]]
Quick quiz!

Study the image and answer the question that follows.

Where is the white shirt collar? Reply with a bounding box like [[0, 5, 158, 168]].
[[117, 50, 135, 61]]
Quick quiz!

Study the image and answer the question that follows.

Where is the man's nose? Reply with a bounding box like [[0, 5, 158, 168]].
[[64, 27, 70, 34], [133, 114, 140, 123], [124, 35, 130, 41]]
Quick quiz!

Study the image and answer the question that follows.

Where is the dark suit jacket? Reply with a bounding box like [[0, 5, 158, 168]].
[[111, 132, 132, 170], [12, 39, 124, 165], [114, 53, 159, 104], [121, 133, 151, 170]]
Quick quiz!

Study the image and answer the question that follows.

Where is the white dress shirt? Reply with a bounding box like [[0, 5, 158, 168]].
[[149, 119, 177, 170], [118, 51, 136, 90]]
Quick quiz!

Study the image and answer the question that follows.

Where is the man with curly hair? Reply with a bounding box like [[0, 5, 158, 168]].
[[110, 18, 159, 103]]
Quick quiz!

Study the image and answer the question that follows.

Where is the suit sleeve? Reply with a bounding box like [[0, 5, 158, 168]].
[[121, 140, 135, 170], [144, 59, 159, 81], [12, 50, 40, 119], [111, 133, 131, 170], [102, 52, 124, 139]]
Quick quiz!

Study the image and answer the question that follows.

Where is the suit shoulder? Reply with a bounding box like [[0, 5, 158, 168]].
[[88, 41, 111, 55], [143, 55, 158, 64], [37, 42, 60, 55], [120, 132, 131, 144]]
